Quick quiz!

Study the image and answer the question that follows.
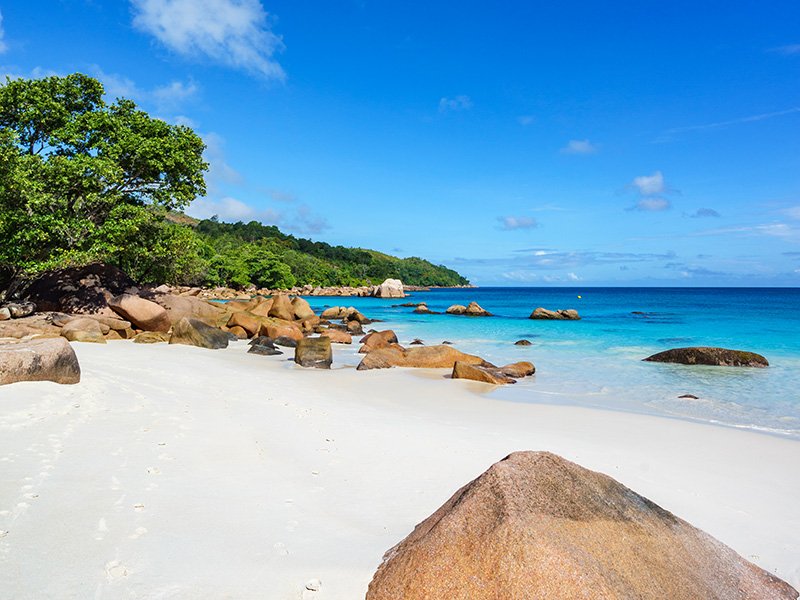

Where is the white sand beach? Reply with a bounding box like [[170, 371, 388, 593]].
[[1, 340, 798, 599]]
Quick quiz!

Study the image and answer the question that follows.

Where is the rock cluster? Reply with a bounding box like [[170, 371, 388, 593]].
[[446, 301, 492, 316], [452, 361, 535, 385], [367, 451, 798, 600], [529, 307, 580, 320]]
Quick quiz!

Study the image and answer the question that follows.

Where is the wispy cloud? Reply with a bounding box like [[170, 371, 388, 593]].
[[90, 66, 199, 113], [497, 216, 538, 230], [783, 205, 800, 220], [689, 208, 720, 218], [517, 115, 535, 126], [769, 44, 800, 56], [629, 197, 670, 212], [0, 11, 7, 54], [189, 195, 329, 234], [657, 107, 800, 142], [131, 0, 285, 80], [438, 95, 472, 113], [560, 139, 598, 155]]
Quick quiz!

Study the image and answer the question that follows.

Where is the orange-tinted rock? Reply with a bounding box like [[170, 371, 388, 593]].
[[291, 297, 316, 320], [321, 329, 352, 344], [168, 318, 229, 349], [248, 297, 274, 317], [464, 301, 492, 316], [227, 311, 263, 337], [500, 361, 536, 378], [367, 451, 799, 600], [108, 294, 171, 332], [451, 361, 515, 384], [359, 330, 399, 353], [268, 294, 295, 321], [133, 331, 170, 344], [530, 307, 580, 320], [60, 317, 106, 344], [228, 325, 249, 339], [357, 345, 493, 370], [258, 318, 303, 342], [152, 294, 228, 327]]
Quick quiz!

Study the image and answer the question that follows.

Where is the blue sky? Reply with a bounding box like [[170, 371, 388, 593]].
[[1, 1, 799, 286]]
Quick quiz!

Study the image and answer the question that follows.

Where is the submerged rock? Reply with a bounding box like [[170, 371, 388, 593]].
[[294, 337, 332, 369], [644, 347, 769, 368], [0, 337, 81, 386], [500, 361, 535, 378], [169, 318, 229, 350], [366, 451, 798, 600], [514, 339, 532, 346], [530, 307, 580, 320]]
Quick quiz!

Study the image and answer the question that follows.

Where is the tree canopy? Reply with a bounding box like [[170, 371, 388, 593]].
[[0, 73, 207, 282]]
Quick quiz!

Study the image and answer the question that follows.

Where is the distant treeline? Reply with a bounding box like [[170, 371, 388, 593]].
[[192, 217, 470, 289]]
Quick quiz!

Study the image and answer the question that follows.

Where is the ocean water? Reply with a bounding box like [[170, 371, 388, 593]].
[[305, 288, 800, 439]]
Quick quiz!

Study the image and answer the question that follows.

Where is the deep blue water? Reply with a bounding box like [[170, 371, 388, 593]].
[[306, 288, 800, 438]]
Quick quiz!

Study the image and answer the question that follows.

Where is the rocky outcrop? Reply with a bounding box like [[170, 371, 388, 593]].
[[446, 304, 467, 315], [108, 294, 171, 332], [412, 304, 439, 315], [320, 306, 347, 320], [644, 347, 769, 368], [0, 337, 81, 385], [169, 318, 229, 350], [359, 330, 399, 353], [0, 314, 63, 339], [515, 339, 532, 346], [21, 263, 138, 315], [227, 311, 264, 338], [464, 301, 491, 316], [294, 337, 332, 369], [268, 294, 295, 321], [357, 345, 493, 371], [291, 297, 315, 320], [451, 362, 516, 385], [373, 278, 405, 298], [151, 293, 228, 327], [228, 325, 249, 339], [529, 307, 580, 320], [60, 317, 106, 344], [367, 451, 798, 600], [258, 318, 303, 342]]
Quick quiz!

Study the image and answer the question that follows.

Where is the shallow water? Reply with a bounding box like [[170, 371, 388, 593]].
[[306, 287, 800, 438]]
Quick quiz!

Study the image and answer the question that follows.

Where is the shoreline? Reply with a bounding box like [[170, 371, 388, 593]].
[[1, 340, 798, 598]]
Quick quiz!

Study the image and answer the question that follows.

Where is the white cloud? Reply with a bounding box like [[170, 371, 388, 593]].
[[90, 66, 198, 113], [0, 11, 7, 54], [560, 139, 598, 154], [203, 132, 243, 188], [131, 0, 285, 79], [567, 272, 580, 281], [191, 196, 260, 220], [631, 197, 671, 212], [438, 95, 472, 113], [517, 115, 535, 126], [152, 79, 199, 108], [632, 171, 665, 195], [657, 107, 800, 142], [498, 216, 538, 230], [189, 193, 329, 235]]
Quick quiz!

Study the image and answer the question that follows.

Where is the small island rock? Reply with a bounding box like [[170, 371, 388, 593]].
[[644, 347, 769, 368], [529, 307, 580, 320]]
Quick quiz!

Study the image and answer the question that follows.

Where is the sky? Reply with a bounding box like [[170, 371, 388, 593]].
[[1, 1, 799, 286]]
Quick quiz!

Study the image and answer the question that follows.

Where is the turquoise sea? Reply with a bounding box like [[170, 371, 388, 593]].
[[306, 288, 800, 439]]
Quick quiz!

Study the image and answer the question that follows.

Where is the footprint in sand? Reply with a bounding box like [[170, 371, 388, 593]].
[[146, 466, 161, 475], [95, 517, 109, 541], [133, 503, 145, 512], [128, 527, 147, 540], [105, 560, 129, 581]]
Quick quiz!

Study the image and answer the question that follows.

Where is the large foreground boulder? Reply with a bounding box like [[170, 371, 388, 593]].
[[294, 337, 332, 369], [530, 307, 580, 320], [169, 318, 229, 350], [268, 294, 295, 321], [452, 362, 516, 384], [373, 278, 405, 298], [367, 451, 798, 600], [291, 297, 316, 320], [0, 337, 81, 385], [644, 347, 769, 368], [357, 345, 493, 370], [108, 294, 171, 332]]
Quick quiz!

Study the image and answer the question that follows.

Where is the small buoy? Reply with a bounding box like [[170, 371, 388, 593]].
[[577, 295, 582, 299]]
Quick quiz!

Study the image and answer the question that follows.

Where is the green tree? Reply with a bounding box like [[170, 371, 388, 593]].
[[0, 73, 207, 281]]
